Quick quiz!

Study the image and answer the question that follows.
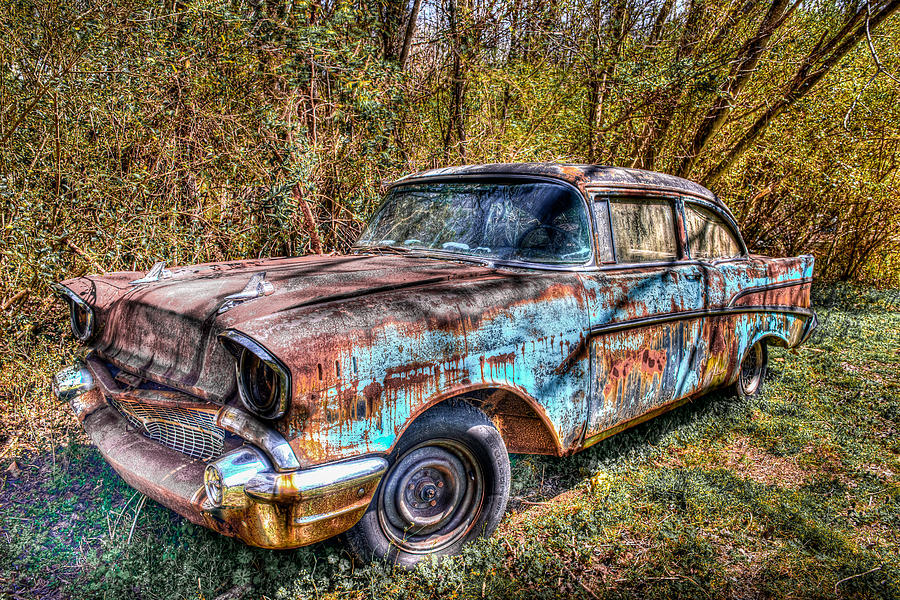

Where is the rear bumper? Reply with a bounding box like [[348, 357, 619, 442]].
[[55, 361, 387, 549]]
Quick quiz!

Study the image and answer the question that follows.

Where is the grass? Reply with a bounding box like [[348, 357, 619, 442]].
[[1, 283, 899, 599]]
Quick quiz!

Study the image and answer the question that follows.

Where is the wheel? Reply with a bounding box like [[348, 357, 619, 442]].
[[515, 223, 569, 247], [345, 399, 510, 567], [734, 340, 768, 400]]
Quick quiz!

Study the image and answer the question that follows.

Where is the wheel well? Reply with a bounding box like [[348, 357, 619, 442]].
[[754, 332, 788, 349], [451, 389, 561, 456]]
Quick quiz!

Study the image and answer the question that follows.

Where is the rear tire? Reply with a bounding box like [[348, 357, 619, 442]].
[[346, 399, 510, 568], [735, 341, 768, 400]]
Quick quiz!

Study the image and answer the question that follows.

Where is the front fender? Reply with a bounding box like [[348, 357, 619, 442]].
[[239, 271, 591, 465]]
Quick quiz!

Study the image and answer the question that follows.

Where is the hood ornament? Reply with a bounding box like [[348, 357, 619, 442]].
[[218, 272, 275, 314], [130, 261, 173, 285]]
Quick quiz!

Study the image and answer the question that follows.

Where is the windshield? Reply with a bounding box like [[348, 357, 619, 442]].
[[356, 181, 593, 265]]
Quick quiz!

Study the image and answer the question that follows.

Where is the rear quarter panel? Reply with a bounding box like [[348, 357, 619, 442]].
[[702, 254, 815, 388]]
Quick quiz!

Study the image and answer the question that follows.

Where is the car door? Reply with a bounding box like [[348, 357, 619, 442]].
[[682, 200, 748, 389], [578, 193, 706, 444]]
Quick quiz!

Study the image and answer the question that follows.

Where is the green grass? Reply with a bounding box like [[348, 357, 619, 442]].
[[2, 284, 899, 599]]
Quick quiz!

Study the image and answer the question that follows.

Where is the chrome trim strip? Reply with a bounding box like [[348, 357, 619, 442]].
[[583, 182, 719, 206], [557, 304, 816, 373], [591, 259, 704, 272], [727, 278, 814, 306], [587, 305, 816, 337]]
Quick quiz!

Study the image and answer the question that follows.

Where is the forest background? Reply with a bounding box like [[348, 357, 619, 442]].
[[3, 0, 900, 309]]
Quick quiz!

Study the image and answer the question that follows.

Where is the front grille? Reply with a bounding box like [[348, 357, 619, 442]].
[[111, 397, 225, 460]]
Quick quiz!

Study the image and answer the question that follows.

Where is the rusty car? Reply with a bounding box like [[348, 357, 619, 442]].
[[52, 163, 817, 566]]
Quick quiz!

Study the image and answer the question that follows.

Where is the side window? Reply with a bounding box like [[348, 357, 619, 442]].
[[609, 198, 678, 264], [684, 203, 742, 260], [590, 194, 615, 263]]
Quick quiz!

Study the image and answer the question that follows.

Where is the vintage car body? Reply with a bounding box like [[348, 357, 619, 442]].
[[53, 164, 816, 561]]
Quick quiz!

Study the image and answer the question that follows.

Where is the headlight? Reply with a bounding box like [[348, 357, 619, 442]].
[[203, 463, 225, 506], [51, 284, 96, 342], [220, 331, 291, 420], [239, 349, 283, 416]]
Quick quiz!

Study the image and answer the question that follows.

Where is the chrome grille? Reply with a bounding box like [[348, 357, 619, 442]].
[[111, 398, 224, 460]]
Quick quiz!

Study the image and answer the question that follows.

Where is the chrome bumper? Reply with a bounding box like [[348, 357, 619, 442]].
[[54, 362, 387, 549]]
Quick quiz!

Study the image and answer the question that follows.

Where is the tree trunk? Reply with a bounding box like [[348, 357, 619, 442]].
[[702, 0, 900, 185], [399, 0, 424, 70], [649, 0, 675, 45], [444, 0, 468, 161], [635, 0, 704, 170], [586, 0, 628, 162], [676, 0, 797, 178]]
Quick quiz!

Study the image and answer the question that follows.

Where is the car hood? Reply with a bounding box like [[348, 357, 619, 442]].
[[61, 254, 493, 401]]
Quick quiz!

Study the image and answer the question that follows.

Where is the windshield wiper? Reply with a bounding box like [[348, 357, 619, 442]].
[[351, 245, 412, 256]]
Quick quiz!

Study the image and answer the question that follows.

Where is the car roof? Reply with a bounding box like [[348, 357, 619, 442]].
[[393, 162, 725, 211]]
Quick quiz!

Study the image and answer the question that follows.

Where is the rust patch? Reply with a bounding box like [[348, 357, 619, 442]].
[[602, 347, 667, 399]]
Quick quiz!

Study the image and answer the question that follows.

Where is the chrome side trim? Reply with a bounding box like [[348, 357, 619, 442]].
[[215, 405, 300, 472], [557, 304, 816, 373], [727, 278, 814, 306], [585, 305, 816, 337]]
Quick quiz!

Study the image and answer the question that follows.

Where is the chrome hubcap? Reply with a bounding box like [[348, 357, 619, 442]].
[[740, 343, 764, 395]]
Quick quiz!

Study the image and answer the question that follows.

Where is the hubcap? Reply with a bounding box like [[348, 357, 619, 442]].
[[740, 343, 764, 395], [378, 439, 484, 554]]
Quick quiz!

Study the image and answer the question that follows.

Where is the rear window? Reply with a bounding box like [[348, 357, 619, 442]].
[[685, 203, 742, 259], [609, 199, 678, 264]]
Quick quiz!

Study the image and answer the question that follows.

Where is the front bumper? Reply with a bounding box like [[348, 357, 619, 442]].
[[55, 361, 387, 549]]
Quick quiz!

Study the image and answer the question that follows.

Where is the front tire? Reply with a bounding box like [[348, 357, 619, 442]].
[[346, 400, 510, 567], [735, 340, 768, 400]]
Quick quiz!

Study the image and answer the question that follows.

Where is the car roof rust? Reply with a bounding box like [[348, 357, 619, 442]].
[[393, 163, 723, 208]]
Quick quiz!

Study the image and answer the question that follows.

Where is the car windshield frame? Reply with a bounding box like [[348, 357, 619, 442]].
[[353, 176, 597, 269]]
